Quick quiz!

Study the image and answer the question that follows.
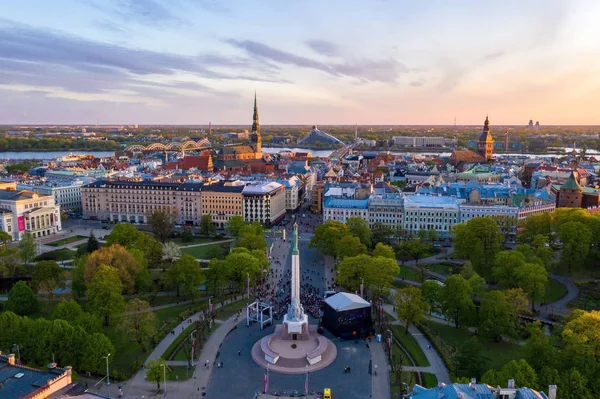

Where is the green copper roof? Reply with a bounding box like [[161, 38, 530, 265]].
[[292, 223, 299, 255], [561, 171, 582, 190]]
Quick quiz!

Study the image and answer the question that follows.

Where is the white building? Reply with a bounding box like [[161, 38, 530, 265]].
[[17, 179, 91, 214], [242, 182, 286, 226], [459, 204, 519, 223], [402, 195, 459, 238], [0, 189, 62, 240], [392, 136, 446, 147], [279, 176, 301, 211], [323, 197, 369, 223]]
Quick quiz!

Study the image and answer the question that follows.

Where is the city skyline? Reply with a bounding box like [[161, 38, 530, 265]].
[[2, 0, 600, 125]]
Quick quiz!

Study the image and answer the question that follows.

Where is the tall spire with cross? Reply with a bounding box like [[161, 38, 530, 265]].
[[251, 92, 262, 158]]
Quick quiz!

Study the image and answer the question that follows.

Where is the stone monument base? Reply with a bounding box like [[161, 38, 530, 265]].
[[252, 325, 337, 374], [282, 314, 310, 340]]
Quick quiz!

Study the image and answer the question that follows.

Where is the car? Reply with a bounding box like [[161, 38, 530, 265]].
[[323, 388, 332, 399]]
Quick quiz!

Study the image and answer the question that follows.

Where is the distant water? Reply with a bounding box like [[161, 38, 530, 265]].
[[0, 151, 116, 160]]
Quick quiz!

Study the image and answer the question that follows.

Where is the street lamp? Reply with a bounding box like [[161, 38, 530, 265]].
[[386, 329, 393, 359], [162, 362, 167, 398], [103, 353, 111, 398]]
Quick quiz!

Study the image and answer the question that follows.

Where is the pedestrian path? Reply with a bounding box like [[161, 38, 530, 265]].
[[179, 239, 234, 249], [370, 340, 391, 399], [383, 304, 451, 384]]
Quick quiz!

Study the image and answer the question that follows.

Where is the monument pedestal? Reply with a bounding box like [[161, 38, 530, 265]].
[[282, 314, 310, 340]]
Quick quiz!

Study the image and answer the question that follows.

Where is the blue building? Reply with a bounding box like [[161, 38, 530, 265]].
[[410, 382, 552, 399]]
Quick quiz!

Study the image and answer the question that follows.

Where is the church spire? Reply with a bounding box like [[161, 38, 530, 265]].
[[252, 91, 260, 133]]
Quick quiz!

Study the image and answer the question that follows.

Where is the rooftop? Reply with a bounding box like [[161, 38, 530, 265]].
[[324, 197, 369, 209], [404, 195, 459, 209], [242, 181, 283, 195], [325, 292, 370, 311]]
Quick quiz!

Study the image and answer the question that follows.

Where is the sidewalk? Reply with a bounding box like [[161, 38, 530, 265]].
[[371, 340, 391, 399], [383, 304, 451, 384]]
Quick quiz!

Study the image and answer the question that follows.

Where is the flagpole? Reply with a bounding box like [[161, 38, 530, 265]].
[[305, 365, 309, 395]]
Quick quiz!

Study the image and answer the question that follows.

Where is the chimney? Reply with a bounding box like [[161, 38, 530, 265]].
[[7, 354, 15, 365], [471, 378, 476, 385], [508, 379, 515, 389], [48, 363, 57, 370], [548, 385, 557, 399]]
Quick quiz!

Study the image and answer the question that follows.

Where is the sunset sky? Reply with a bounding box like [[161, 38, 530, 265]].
[[2, 0, 600, 125]]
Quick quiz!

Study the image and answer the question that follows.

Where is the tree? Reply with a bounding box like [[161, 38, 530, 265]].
[[223, 250, 261, 293], [206, 259, 231, 305], [52, 299, 84, 323], [482, 359, 537, 389], [492, 250, 527, 288], [86, 264, 125, 326], [86, 232, 100, 253], [199, 214, 216, 237], [335, 235, 367, 259], [558, 368, 593, 399], [367, 256, 400, 298], [226, 215, 245, 238], [147, 208, 176, 243], [395, 287, 428, 332], [515, 262, 548, 312], [453, 217, 503, 279], [310, 220, 350, 257], [467, 273, 487, 299], [518, 212, 553, 244], [5, 281, 39, 315], [32, 260, 65, 297], [562, 310, 600, 364], [504, 288, 530, 325], [346, 216, 372, 247], [440, 274, 475, 328], [83, 244, 143, 294], [169, 254, 204, 301], [524, 321, 558, 374], [558, 221, 592, 274], [427, 228, 439, 243], [119, 299, 158, 352], [337, 254, 371, 293], [82, 333, 115, 374], [0, 246, 21, 277], [397, 240, 431, 281], [421, 280, 441, 314], [0, 231, 12, 245], [372, 242, 395, 259], [371, 222, 395, 245], [162, 241, 181, 264], [491, 214, 516, 245], [479, 291, 512, 341], [146, 358, 167, 391], [456, 337, 487, 379], [18, 232, 36, 265]]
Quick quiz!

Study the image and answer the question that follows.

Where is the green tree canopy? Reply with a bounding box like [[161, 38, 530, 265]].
[[346, 216, 372, 247], [515, 262, 548, 312], [168, 254, 204, 301], [226, 215, 245, 238], [86, 232, 100, 253], [453, 217, 503, 279], [146, 358, 167, 391], [309, 220, 350, 257], [6, 281, 39, 316], [335, 235, 367, 259], [147, 208, 176, 243], [479, 291, 512, 341], [18, 232, 36, 265], [372, 242, 395, 259], [86, 264, 125, 326], [420, 280, 442, 314], [371, 222, 395, 245], [32, 260, 65, 297], [83, 244, 143, 294], [395, 286, 428, 332], [199, 214, 216, 237], [558, 221, 592, 274], [440, 274, 475, 328], [119, 298, 158, 352], [482, 359, 537, 389]]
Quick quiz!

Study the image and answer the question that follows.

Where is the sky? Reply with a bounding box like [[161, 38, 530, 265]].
[[1, 0, 600, 125]]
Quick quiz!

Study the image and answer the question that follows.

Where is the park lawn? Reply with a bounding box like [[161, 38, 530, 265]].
[[167, 365, 194, 381], [181, 243, 227, 259], [422, 373, 438, 388], [46, 235, 88, 247], [390, 371, 420, 398], [154, 300, 209, 323], [34, 248, 77, 261], [391, 326, 430, 367], [544, 278, 568, 303], [397, 266, 420, 282], [104, 324, 144, 380], [427, 263, 458, 276], [422, 320, 526, 372], [213, 299, 248, 320], [170, 237, 216, 246]]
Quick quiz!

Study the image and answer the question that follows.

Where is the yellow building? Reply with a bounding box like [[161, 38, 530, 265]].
[[200, 181, 244, 229], [478, 116, 494, 161]]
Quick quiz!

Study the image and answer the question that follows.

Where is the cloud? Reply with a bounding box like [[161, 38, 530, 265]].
[[226, 39, 408, 83], [86, 0, 188, 27], [410, 79, 425, 87], [0, 22, 287, 98], [305, 39, 340, 57]]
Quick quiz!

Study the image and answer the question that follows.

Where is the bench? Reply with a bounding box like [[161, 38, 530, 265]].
[[261, 336, 280, 364], [306, 336, 328, 365]]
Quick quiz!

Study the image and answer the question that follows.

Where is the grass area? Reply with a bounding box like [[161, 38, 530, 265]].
[[397, 266, 420, 282], [166, 365, 195, 381], [46, 235, 88, 247], [213, 299, 248, 320], [427, 262, 459, 276], [181, 243, 228, 259], [568, 281, 600, 310], [154, 300, 209, 323], [34, 248, 77, 261], [422, 373, 438, 388], [169, 323, 218, 361], [391, 326, 430, 367], [104, 324, 144, 381], [138, 295, 182, 308], [170, 237, 217, 246], [390, 370, 418, 398], [422, 320, 526, 373], [543, 278, 568, 303]]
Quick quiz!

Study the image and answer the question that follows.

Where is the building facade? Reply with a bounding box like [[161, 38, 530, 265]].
[[392, 136, 446, 147], [323, 197, 369, 223], [478, 116, 494, 161], [0, 189, 62, 240], [200, 181, 244, 229], [81, 181, 203, 225], [402, 195, 459, 238], [17, 179, 89, 214], [367, 194, 403, 227], [242, 182, 286, 226]]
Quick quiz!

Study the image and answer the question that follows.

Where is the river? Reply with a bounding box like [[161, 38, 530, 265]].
[[0, 146, 589, 160]]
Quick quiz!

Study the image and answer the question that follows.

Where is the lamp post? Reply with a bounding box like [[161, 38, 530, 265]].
[[247, 272, 250, 300], [386, 329, 393, 359], [162, 362, 167, 398], [103, 353, 111, 398]]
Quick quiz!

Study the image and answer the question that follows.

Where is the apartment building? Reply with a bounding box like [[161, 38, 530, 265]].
[[402, 195, 459, 238], [0, 188, 62, 240], [81, 181, 202, 225], [17, 178, 91, 214], [242, 182, 286, 226], [368, 193, 403, 227], [201, 181, 244, 229]]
